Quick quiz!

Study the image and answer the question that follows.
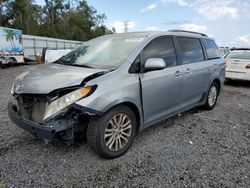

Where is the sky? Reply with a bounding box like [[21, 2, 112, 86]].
[[36, 0, 250, 48]]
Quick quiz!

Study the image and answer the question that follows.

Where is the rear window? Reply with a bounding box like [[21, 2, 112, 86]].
[[226, 51, 250, 60], [177, 38, 204, 64], [202, 39, 221, 59]]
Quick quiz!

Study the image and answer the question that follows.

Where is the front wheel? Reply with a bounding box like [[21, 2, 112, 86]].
[[87, 105, 137, 159], [204, 82, 219, 110]]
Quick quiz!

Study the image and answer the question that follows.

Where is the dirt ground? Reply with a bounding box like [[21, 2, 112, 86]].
[[0, 65, 249, 187]]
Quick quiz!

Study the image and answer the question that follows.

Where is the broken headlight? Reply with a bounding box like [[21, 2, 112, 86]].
[[43, 86, 95, 121]]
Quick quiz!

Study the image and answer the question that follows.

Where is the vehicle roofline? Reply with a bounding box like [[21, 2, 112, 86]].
[[100, 31, 212, 39]]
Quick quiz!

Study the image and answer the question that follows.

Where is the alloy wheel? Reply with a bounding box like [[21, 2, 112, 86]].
[[208, 85, 217, 107], [104, 113, 132, 151]]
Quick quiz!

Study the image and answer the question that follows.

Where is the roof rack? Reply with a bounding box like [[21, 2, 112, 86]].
[[168, 29, 208, 37]]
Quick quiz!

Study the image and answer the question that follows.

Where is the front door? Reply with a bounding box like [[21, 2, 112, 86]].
[[139, 36, 185, 126]]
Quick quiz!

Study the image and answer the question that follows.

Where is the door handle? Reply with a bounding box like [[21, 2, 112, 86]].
[[174, 71, 183, 77]]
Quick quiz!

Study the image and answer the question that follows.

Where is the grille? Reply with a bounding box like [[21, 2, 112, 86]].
[[16, 95, 48, 124]]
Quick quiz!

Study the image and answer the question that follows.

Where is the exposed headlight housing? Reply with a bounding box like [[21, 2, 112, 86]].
[[43, 86, 95, 121]]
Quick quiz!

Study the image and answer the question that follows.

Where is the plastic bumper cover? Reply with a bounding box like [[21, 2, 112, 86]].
[[8, 102, 104, 141], [226, 71, 250, 81], [8, 102, 65, 139]]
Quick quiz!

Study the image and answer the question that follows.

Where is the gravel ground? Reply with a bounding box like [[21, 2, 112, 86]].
[[0, 65, 249, 188]]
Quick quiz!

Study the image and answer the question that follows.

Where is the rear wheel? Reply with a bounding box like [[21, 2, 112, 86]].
[[7, 58, 16, 67], [204, 82, 219, 110], [87, 105, 137, 159], [0, 62, 4, 68]]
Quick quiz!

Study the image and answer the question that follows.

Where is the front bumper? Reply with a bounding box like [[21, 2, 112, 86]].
[[8, 102, 73, 140], [8, 102, 103, 142]]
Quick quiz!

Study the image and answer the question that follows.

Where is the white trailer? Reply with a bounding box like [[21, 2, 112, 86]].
[[0, 26, 24, 67], [0, 26, 82, 66], [22, 35, 82, 60]]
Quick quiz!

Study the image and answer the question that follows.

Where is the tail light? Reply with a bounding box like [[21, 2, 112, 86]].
[[224, 60, 227, 64], [246, 64, 250, 69]]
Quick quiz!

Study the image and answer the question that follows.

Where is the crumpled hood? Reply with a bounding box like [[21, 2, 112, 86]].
[[14, 63, 106, 94]]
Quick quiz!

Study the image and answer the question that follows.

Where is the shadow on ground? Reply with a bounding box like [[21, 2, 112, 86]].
[[225, 79, 250, 88]]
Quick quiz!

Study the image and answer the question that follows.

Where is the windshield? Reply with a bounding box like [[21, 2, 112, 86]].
[[59, 35, 144, 69], [226, 51, 250, 60]]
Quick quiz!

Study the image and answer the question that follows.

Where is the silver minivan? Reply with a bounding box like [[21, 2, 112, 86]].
[[8, 30, 225, 158]]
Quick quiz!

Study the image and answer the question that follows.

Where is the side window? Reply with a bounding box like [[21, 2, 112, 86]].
[[177, 38, 204, 64], [143, 37, 177, 67], [202, 39, 221, 59]]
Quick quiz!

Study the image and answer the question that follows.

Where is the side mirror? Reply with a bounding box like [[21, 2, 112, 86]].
[[144, 58, 166, 71]]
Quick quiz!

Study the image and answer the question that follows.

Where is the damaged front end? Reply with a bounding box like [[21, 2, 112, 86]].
[[8, 72, 107, 143]]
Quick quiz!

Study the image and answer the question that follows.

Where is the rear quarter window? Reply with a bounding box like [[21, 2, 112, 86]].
[[202, 39, 221, 59], [177, 37, 204, 64]]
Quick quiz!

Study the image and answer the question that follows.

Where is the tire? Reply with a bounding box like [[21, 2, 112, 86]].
[[204, 82, 219, 110], [87, 105, 137, 159], [41, 48, 48, 61], [7, 58, 15, 67], [0, 62, 5, 69]]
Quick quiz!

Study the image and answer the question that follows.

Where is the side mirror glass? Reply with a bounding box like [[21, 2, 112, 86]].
[[144, 58, 166, 71]]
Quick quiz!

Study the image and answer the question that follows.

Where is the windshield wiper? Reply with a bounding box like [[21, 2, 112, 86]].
[[54, 59, 65, 64], [63, 63, 94, 69], [72, 64, 94, 69], [54, 59, 94, 69]]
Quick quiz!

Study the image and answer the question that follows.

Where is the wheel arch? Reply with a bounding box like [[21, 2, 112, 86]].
[[9, 57, 17, 63], [212, 78, 221, 94], [103, 101, 142, 134]]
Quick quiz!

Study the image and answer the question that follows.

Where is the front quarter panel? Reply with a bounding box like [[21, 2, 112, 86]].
[[75, 61, 142, 123]]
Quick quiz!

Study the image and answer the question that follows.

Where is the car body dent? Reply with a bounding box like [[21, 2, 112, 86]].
[[211, 58, 226, 88], [75, 61, 144, 129], [8, 101, 88, 142], [13, 63, 108, 94]]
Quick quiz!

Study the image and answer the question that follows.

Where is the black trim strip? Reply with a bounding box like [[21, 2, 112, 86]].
[[73, 103, 104, 116]]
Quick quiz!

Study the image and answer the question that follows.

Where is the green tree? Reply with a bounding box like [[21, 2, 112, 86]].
[[0, 0, 13, 26], [41, 0, 112, 40], [0, 0, 112, 41], [11, 0, 43, 34]]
